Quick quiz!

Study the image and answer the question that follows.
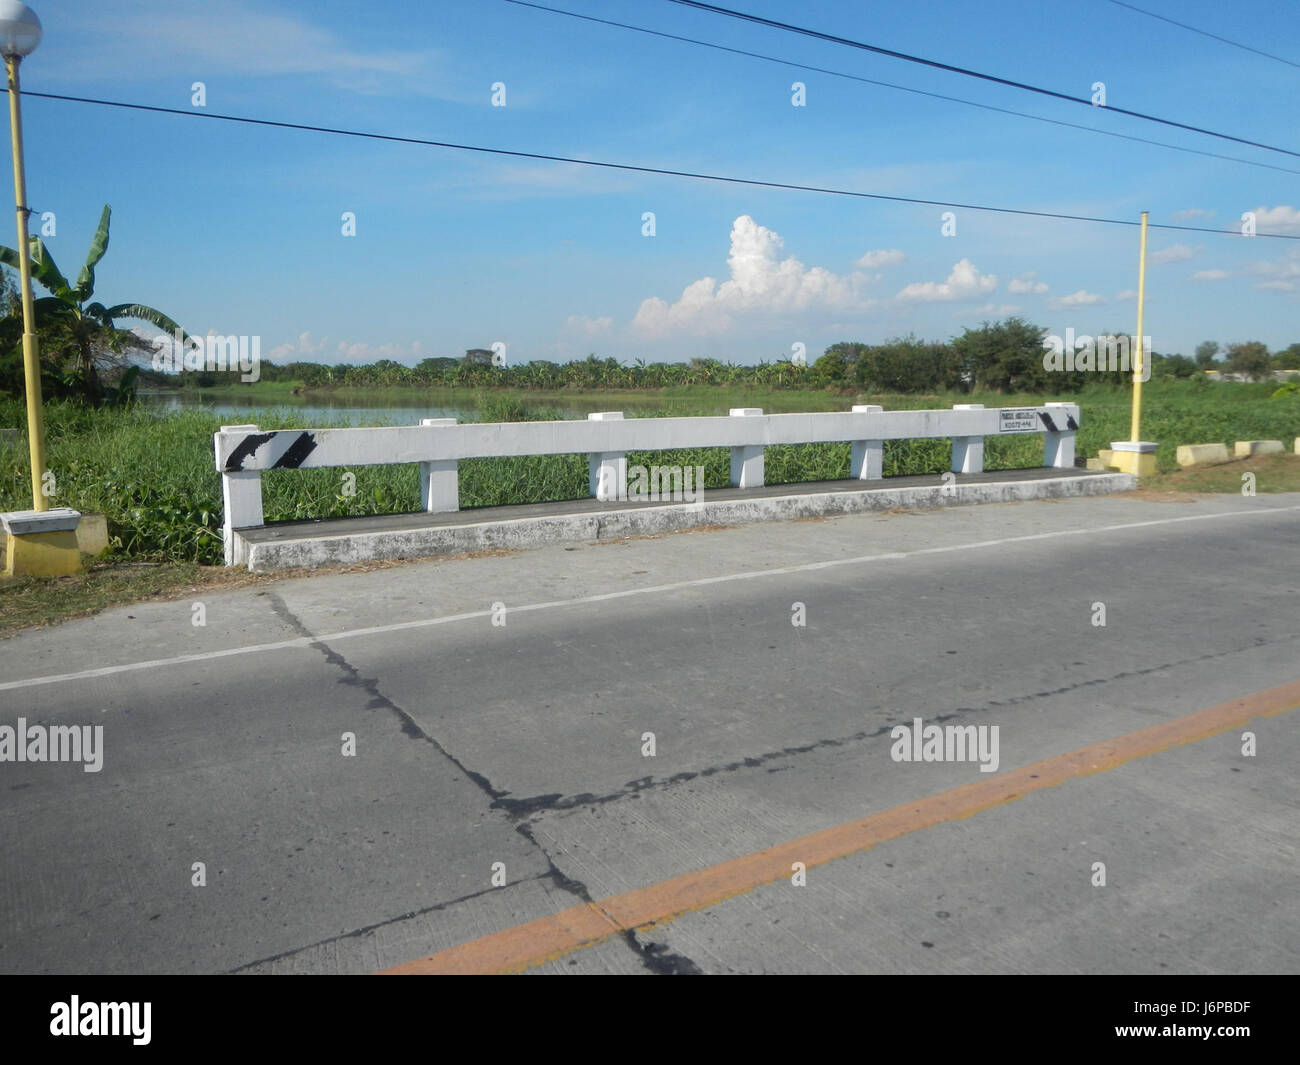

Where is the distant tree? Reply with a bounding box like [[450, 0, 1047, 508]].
[[1154, 353, 1196, 379], [859, 335, 964, 393], [462, 348, 496, 367], [1225, 341, 1273, 381], [1273, 343, 1300, 370], [1194, 340, 1220, 368], [953, 317, 1054, 392], [812, 347, 850, 386]]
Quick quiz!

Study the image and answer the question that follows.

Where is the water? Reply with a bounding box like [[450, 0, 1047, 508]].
[[134, 389, 853, 425], [138, 392, 488, 426]]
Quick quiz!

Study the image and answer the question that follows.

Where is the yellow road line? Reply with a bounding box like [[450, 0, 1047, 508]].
[[380, 678, 1300, 975]]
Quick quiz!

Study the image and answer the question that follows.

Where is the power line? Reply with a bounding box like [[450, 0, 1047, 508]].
[[1105, 0, 1300, 70], [662, 0, 1300, 159], [503, 0, 1300, 176], [14, 88, 1298, 239]]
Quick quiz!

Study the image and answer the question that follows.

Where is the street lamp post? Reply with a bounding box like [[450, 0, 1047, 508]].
[[0, 0, 44, 511]]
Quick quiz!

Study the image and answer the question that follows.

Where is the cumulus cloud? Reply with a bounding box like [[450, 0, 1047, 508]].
[[1248, 205, 1300, 231], [1149, 243, 1198, 266], [1257, 280, 1297, 292], [974, 303, 1021, 316], [1007, 271, 1049, 295], [1190, 269, 1229, 282], [632, 215, 873, 336], [565, 315, 613, 336], [1048, 290, 1104, 309], [267, 332, 421, 363], [854, 248, 906, 269], [895, 258, 997, 302], [1114, 289, 1138, 301], [1247, 250, 1300, 287]]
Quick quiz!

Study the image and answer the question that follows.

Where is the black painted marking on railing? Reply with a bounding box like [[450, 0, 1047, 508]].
[[272, 432, 319, 469], [1066, 414, 1079, 430], [1039, 412, 1058, 432], [222, 432, 274, 473]]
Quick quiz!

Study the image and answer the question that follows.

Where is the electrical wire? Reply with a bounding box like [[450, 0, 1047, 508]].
[[662, 0, 1300, 159], [13, 88, 1297, 239]]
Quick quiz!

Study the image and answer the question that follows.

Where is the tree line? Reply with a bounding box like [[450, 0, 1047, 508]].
[[162, 318, 1299, 395]]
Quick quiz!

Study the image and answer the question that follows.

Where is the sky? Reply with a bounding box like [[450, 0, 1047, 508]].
[[12, 0, 1300, 367]]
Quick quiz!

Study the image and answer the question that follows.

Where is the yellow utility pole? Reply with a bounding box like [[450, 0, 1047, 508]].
[[6, 49, 45, 510], [1130, 210, 1149, 442], [0, 2, 84, 578], [1106, 210, 1158, 477]]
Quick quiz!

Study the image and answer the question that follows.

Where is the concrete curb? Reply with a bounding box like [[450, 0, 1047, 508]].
[[241, 472, 1136, 572]]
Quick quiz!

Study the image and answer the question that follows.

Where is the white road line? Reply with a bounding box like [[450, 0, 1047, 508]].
[[2, 502, 1296, 693]]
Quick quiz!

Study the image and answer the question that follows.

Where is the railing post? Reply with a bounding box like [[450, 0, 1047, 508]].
[[950, 404, 985, 474], [588, 412, 626, 501], [419, 418, 460, 512], [1043, 402, 1076, 469], [219, 424, 263, 568], [729, 408, 765, 488], [850, 404, 884, 479]]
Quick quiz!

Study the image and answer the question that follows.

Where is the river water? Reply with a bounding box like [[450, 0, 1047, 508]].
[[133, 390, 841, 425]]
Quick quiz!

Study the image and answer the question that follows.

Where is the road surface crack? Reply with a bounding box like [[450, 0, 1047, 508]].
[[263, 592, 700, 974]]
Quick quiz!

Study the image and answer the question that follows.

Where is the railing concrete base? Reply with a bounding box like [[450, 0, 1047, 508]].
[[230, 468, 1135, 573]]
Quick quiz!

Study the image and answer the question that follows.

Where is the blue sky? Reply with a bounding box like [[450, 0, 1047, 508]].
[[15, 0, 1300, 366]]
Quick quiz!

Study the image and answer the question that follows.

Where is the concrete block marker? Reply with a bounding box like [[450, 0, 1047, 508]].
[[1109, 440, 1158, 477], [1042, 402, 1078, 469], [950, 404, 985, 474], [75, 513, 109, 557], [850, 405, 884, 480], [1233, 440, 1285, 458], [1176, 443, 1231, 468], [1, 507, 82, 578], [220, 424, 264, 568], [588, 412, 627, 501], [419, 418, 459, 513], [729, 408, 764, 488]]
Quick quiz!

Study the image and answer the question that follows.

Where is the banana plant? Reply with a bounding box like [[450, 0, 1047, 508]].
[[0, 204, 186, 402]]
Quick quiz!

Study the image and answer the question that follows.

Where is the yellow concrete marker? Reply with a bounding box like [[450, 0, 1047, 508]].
[[1, 507, 82, 578], [75, 512, 108, 557]]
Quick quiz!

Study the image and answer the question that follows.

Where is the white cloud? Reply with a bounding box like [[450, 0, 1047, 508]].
[[1149, 243, 1199, 266], [1190, 269, 1229, 282], [895, 258, 997, 302], [632, 215, 873, 337], [854, 248, 906, 269], [66, 0, 447, 96], [565, 315, 613, 336], [266, 333, 421, 363], [1247, 250, 1300, 285], [974, 304, 1021, 316], [1256, 280, 1297, 292], [1048, 290, 1104, 309], [1249, 205, 1300, 231], [1007, 271, 1049, 295], [1115, 289, 1138, 301]]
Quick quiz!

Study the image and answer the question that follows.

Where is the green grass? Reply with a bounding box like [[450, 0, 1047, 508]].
[[2, 381, 1296, 568]]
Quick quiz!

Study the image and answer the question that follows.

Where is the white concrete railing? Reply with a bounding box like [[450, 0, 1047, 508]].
[[213, 402, 1080, 565]]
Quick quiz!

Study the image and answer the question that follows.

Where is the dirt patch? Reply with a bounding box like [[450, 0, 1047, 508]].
[[1127, 489, 1202, 503], [588, 523, 737, 546]]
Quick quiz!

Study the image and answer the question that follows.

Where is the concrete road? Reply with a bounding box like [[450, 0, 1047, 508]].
[[1, 491, 1297, 974]]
